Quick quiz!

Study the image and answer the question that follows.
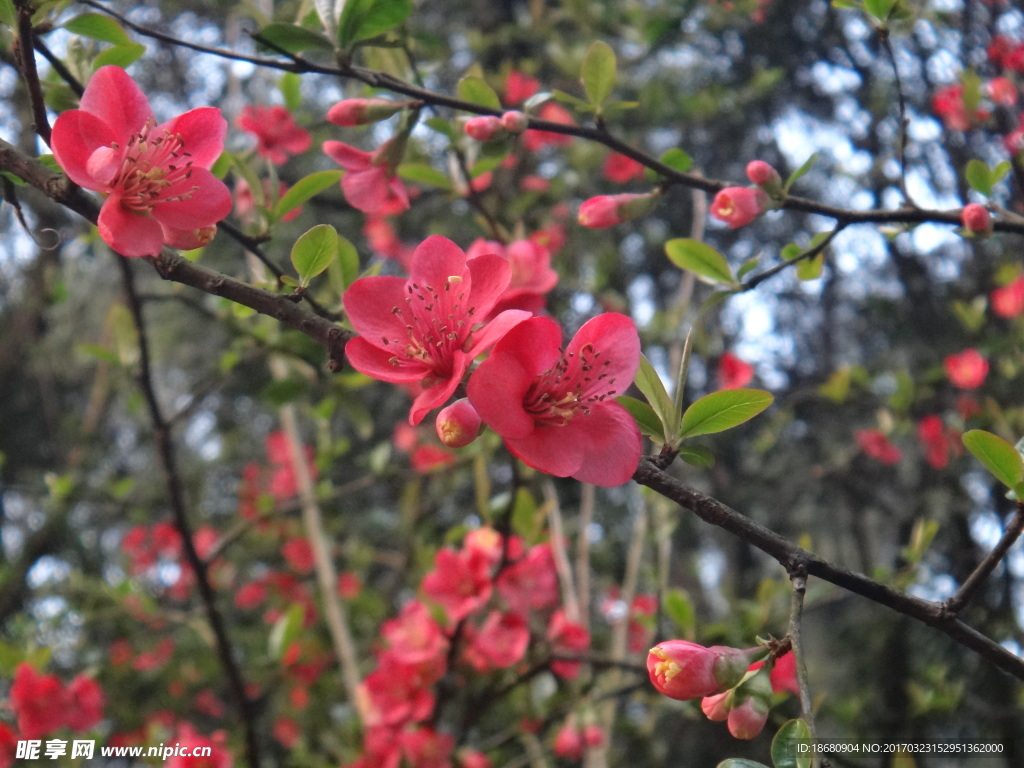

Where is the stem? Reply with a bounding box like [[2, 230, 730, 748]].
[[787, 570, 818, 767], [944, 502, 1024, 614]]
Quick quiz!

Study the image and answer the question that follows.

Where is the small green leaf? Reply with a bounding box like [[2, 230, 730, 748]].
[[658, 147, 693, 175], [77, 343, 119, 365], [92, 43, 146, 70], [634, 354, 680, 443], [678, 445, 715, 467], [965, 159, 993, 197], [258, 22, 335, 53], [993, 161, 1012, 186], [770, 719, 813, 768], [291, 224, 338, 286], [336, 235, 360, 289], [737, 256, 760, 280], [398, 162, 452, 190], [457, 75, 502, 110], [338, 0, 412, 48], [64, 13, 131, 45], [0, 0, 15, 28], [272, 170, 342, 220], [830, 0, 862, 9], [280, 71, 302, 112], [550, 89, 592, 110], [716, 760, 771, 768], [664, 588, 695, 637], [962, 430, 1024, 490], [863, 0, 897, 21], [581, 40, 616, 108], [268, 603, 305, 660], [665, 238, 736, 286], [796, 252, 824, 280], [784, 153, 818, 192], [679, 388, 774, 440], [617, 396, 664, 440]]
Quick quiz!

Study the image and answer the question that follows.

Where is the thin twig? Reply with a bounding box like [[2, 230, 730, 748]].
[[786, 570, 818, 767], [944, 503, 1024, 614], [13, 0, 52, 145]]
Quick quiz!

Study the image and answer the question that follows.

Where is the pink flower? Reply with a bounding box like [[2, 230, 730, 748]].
[[991, 275, 1024, 318], [602, 152, 646, 184], [548, 609, 590, 679], [265, 431, 317, 500], [11, 663, 68, 738], [50, 66, 231, 258], [382, 600, 449, 666], [323, 138, 411, 216], [467, 314, 641, 486], [710, 186, 767, 228], [646, 641, 757, 701], [423, 547, 493, 625], [496, 543, 560, 615], [944, 348, 989, 389], [401, 727, 455, 768], [504, 70, 539, 106], [65, 674, 105, 732], [522, 102, 575, 152], [854, 428, 902, 465], [578, 193, 658, 228], [961, 203, 993, 235], [986, 76, 1018, 106], [717, 351, 754, 390], [466, 237, 559, 316], [282, 537, 316, 575], [931, 84, 989, 131], [553, 718, 604, 760], [463, 611, 530, 671], [917, 415, 961, 470], [164, 723, 233, 768], [237, 105, 311, 164], [343, 235, 529, 425], [273, 717, 301, 749]]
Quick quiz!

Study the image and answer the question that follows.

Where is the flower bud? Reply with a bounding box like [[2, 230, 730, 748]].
[[961, 203, 993, 237], [436, 399, 482, 448], [745, 160, 783, 197], [500, 110, 529, 134], [701, 690, 732, 721], [647, 640, 761, 701], [327, 98, 412, 127], [578, 192, 659, 229], [464, 116, 505, 142], [726, 668, 774, 740], [710, 187, 768, 229]]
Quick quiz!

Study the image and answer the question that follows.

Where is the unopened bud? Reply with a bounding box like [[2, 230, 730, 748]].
[[745, 160, 783, 198], [464, 116, 505, 142], [500, 110, 529, 134], [578, 192, 659, 229], [961, 203, 993, 237], [436, 399, 482, 448], [327, 98, 413, 127], [647, 640, 762, 701], [726, 668, 774, 740], [701, 691, 732, 721], [710, 187, 768, 229]]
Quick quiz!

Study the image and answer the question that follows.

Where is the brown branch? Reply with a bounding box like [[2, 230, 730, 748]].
[[117, 257, 263, 768], [944, 503, 1024, 615], [13, 0, 52, 145], [632, 459, 1024, 680]]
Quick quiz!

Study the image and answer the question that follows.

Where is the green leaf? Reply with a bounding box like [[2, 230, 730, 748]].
[[657, 147, 693, 175], [280, 71, 302, 112], [665, 238, 736, 286], [664, 588, 695, 637], [581, 40, 616, 107], [770, 719, 813, 768], [737, 256, 760, 280], [77, 343, 119, 365], [634, 355, 679, 443], [679, 389, 774, 440], [550, 89, 592, 111], [92, 43, 146, 70], [863, 0, 896, 21], [0, 0, 15, 28], [398, 162, 452, 190], [456, 75, 502, 111], [336, 235, 360, 289], [257, 22, 334, 53], [965, 159, 993, 197], [784, 152, 818, 192], [268, 603, 305, 661], [678, 444, 715, 467], [962, 430, 1024, 490], [272, 170, 342, 220], [716, 760, 771, 768], [64, 13, 131, 45], [617, 396, 664, 440], [830, 0, 862, 9], [796, 252, 824, 280], [291, 224, 338, 286], [338, 0, 412, 48], [992, 161, 1012, 186]]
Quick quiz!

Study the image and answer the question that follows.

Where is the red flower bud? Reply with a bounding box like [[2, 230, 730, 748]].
[[327, 98, 410, 126], [436, 399, 482, 447], [726, 669, 774, 740], [464, 116, 505, 142], [701, 691, 732, 721], [961, 203, 992, 236], [745, 160, 781, 187], [647, 640, 760, 700], [710, 187, 768, 228], [578, 193, 659, 228], [500, 110, 529, 134]]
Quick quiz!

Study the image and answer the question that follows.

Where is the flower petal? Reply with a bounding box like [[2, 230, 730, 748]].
[[409, 352, 468, 425], [408, 236, 470, 288], [158, 107, 227, 169], [465, 253, 512, 320], [566, 313, 639, 399], [323, 140, 372, 171], [345, 337, 429, 383], [80, 66, 153, 138], [151, 169, 232, 230], [98, 198, 164, 258], [504, 424, 586, 479], [342, 168, 392, 214], [50, 110, 121, 190], [567, 404, 641, 486], [343, 275, 411, 345], [465, 309, 531, 359]]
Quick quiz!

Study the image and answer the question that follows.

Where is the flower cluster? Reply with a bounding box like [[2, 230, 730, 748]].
[[8, 663, 105, 740], [346, 527, 586, 767], [343, 236, 642, 486], [647, 641, 797, 740]]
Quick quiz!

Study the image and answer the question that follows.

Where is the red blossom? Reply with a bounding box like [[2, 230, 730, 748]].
[[463, 611, 530, 671], [931, 84, 989, 131], [423, 547, 493, 625], [504, 70, 540, 106], [273, 717, 302, 749], [602, 152, 646, 184], [854, 428, 902, 465], [710, 186, 767, 228], [496, 543, 560, 615], [944, 348, 989, 390], [11, 663, 68, 738], [50, 66, 231, 258], [991, 275, 1024, 318], [344, 235, 530, 425], [717, 351, 755, 390], [464, 115, 504, 142], [323, 139, 411, 216], [282, 537, 316, 575], [237, 105, 311, 164], [265, 431, 317, 500], [382, 600, 450, 666], [467, 314, 642, 486], [0, 723, 15, 768], [916, 415, 961, 470], [65, 674, 105, 731], [548, 609, 590, 679], [163, 723, 233, 768], [553, 718, 604, 760], [522, 102, 575, 152], [466, 237, 558, 316]]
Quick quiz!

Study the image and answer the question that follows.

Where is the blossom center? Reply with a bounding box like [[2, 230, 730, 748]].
[[522, 343, 617, 426], [384, 278, 472, 373], [109, 119, 198, 211]]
